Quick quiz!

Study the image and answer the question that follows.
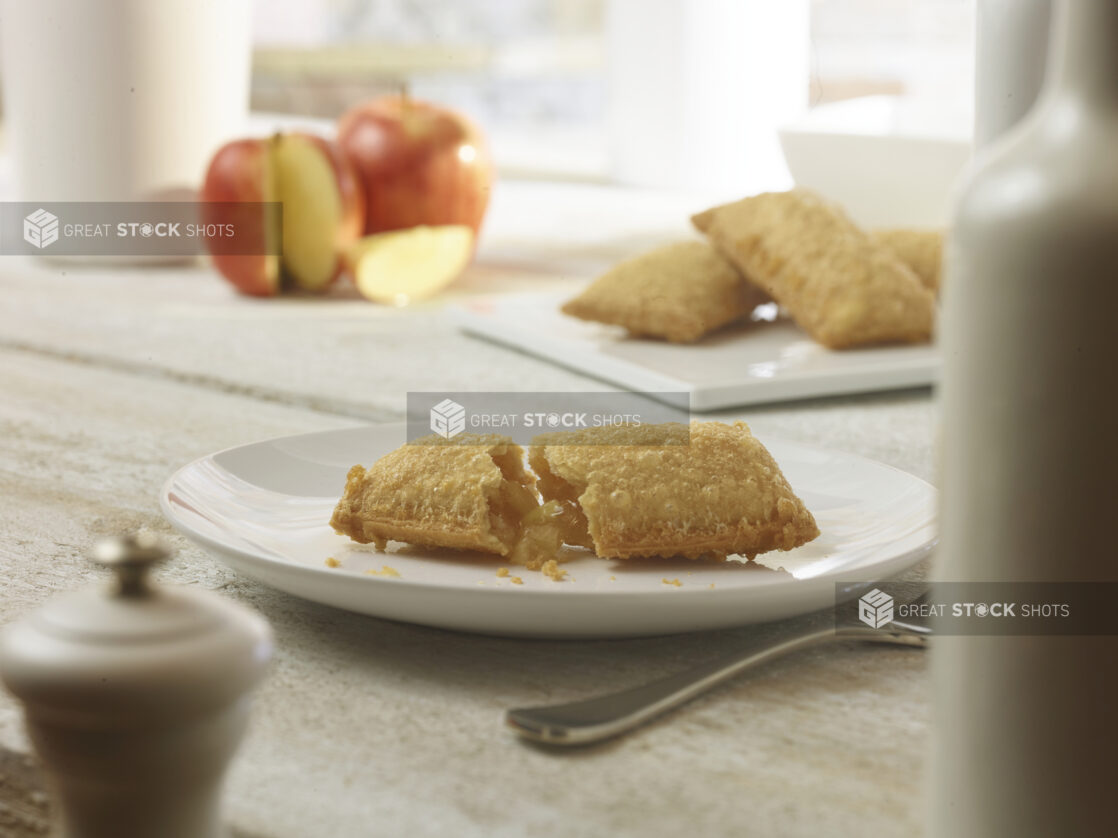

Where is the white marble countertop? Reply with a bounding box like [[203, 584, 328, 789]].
[[0, 180, 935, 837]]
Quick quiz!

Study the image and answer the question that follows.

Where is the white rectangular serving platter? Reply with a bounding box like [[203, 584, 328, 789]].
[[451, 291, 938, 411]]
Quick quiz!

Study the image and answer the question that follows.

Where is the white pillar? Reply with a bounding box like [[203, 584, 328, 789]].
[[605, 0, 808, 194]]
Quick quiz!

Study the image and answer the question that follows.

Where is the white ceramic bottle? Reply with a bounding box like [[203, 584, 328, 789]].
[[0, 535, 273, 838], [973, 0, 1052, 148], [934, 1, 1118, 835]]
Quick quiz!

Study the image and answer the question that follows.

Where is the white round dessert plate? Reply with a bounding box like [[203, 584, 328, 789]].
[[161, 423, 936, 638]]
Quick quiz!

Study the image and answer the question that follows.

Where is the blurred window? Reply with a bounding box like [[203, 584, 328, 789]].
[[251, 0, 973, 183], [810, 0, 974, 131]]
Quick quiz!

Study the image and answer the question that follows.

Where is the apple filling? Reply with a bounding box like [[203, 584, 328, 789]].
[[526, 449, 595, 550], [484, 447, 542, 551], [484, 449, 589, 570]]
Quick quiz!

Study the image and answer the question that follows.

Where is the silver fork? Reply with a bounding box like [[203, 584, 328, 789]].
[[505, 607, 930, 746]]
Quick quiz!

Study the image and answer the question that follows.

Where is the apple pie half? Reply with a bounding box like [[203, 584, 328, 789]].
[[330, 433, 539, 556], [330, 433, 587, 569], [528, 421, 819, 560]]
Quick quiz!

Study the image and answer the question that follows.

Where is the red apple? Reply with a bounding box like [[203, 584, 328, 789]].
[[201, 132, 365, 296], [337, 96, 493, 236]]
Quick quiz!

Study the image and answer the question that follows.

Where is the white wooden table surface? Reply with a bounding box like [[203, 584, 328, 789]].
[[0, 180, 935, 838]]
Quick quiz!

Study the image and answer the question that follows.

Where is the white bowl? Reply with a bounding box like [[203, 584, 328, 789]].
[[778, 95, 972, 228]]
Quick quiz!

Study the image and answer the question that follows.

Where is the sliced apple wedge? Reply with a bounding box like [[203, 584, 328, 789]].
[[347, 225, 474, 305], [272, 133, 363, 293]]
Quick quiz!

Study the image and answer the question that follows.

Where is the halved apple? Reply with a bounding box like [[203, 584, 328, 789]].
[[346, 225, 474, 305], [201, 132, 364, 295]]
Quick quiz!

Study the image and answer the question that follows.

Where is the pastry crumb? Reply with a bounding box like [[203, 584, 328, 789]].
[[662, 577, 682, 587], [541, 559, 568, 581], [324, 556, 340, 568], [366, 565, 401, 578], [609, 575, 616, 581], [510, 576, 524, 585], [496, 567, 510, 578], [709, 583, 715, 590]]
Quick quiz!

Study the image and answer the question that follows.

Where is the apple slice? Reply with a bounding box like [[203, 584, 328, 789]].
[[347, 225, 474, 305], [272, 133, 362, 293]]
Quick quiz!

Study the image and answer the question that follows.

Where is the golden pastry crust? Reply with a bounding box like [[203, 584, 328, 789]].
[[529, 421, 819, 560], [870, 229, 943, 293], [692, 190, 935, 349], [561, 241, 768, 343], [330, 433, 538, 556]]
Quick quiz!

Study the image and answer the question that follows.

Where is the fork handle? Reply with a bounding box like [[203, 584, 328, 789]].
[[505, 614, 929, 746]]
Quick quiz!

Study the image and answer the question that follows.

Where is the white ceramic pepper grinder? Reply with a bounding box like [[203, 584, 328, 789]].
[[0, 533, 273, 838], [935, 1, 1118, 836]]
